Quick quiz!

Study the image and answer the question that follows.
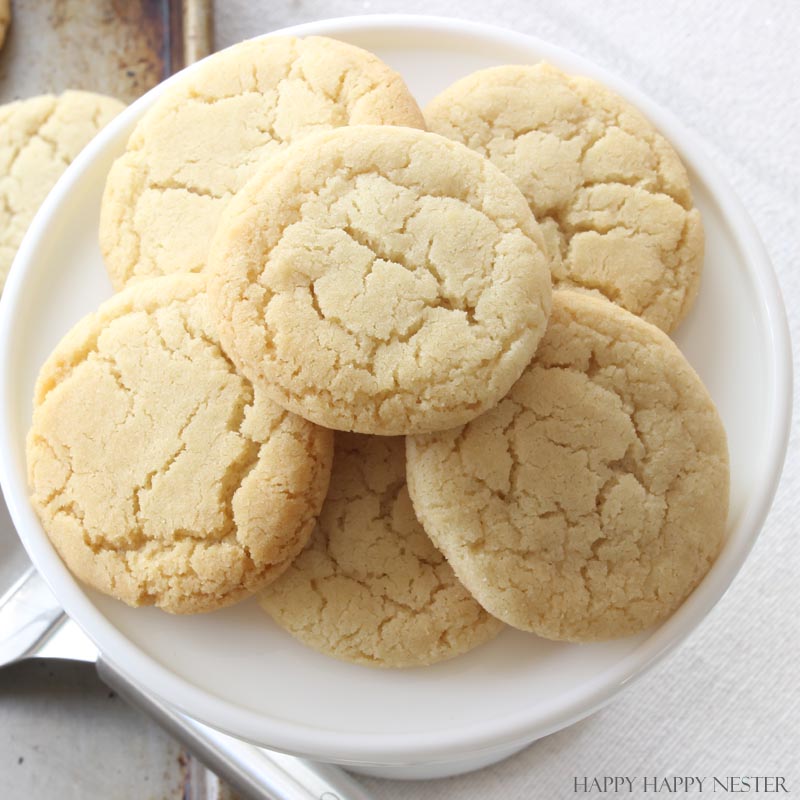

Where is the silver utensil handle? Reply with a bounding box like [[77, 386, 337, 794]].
[[96, 658, 372, 800], [0, 567, 68, 664]]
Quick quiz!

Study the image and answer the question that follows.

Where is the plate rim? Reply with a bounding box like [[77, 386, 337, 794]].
[[0, 13, 792, 763]]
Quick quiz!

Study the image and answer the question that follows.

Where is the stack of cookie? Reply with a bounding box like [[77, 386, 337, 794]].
[[26, 36, 729, 670]]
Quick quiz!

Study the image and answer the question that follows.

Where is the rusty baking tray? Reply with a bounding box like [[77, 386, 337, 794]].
[[0, 0, 213, 104]]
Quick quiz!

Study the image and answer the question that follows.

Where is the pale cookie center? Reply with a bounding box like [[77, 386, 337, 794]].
[[429, 69, 699, 327], [508, 368, 665, 564], [459, 364, 667, 573], [262, 172, 502, 344], [33, 303, 259, 553], [495, 128, 689, 315], [262, 434, 501, 665]]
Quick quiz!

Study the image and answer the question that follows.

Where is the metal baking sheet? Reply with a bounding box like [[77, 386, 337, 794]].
[[0, 0, 212, 104]]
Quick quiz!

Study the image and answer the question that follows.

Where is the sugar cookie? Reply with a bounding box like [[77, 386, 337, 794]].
[[407, 290, 728, 640], [209, 124, 552, 435], [27, 275, 333, 614], [426, 64, 703, 331], [100, 35, 425, 289], [1, 91, 124, 291], [261, 433, 503, 667]]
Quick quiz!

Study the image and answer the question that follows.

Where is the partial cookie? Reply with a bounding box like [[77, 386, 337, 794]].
[[0, 0, 9, 50], [209, 124, 552, 435], [27, 275, 333, 614], [1, 91, 124, 291], [426, 64, 704, 332], [100, 35, 425, 289], [407, 291, 728, 641], [261, 433, 504, 667]]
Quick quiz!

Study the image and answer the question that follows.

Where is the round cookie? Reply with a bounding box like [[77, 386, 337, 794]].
[[425, 63, 704, 332], [0, 0, 9, 49], [100, 35, 425, 290], [208, 124, 553, 435], [260, 433, 504, 667], [1, 91, 124, 292], [26, 275, 333, 614], [407, 290, 729, 641]]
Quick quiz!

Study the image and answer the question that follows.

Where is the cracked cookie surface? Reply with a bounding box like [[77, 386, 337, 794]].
[[1, 91, 124, 291], [26, 275, 333, 614], [407, 290, 729, 641], [99, 35, 425, 290], [209, 124, 552, 435], [260, 433, 503, 667], [425, 64, 704, 332]]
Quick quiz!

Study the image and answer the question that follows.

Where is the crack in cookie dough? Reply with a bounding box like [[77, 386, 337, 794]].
[[260, 433, 504, 667], [407, 290, 729, 641], [99, 35, 425, 289], [0, 91, 124, 291], [26, 275, 333, 614], [425, 63, 704, 332], [209, 125, 553, 435]]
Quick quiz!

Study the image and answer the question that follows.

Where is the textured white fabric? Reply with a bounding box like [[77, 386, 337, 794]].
[[216, 3, 800, 796]]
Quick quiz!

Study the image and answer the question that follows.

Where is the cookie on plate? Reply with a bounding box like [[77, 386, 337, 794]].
[[1, 91, 124, 291], [100, 35, 425, 289], [27, 275, 333, 614], [426, 64, 704, 332], [260, 433, 504, 667], [407, 290, 729, 641], [209, 124, 552, 435]]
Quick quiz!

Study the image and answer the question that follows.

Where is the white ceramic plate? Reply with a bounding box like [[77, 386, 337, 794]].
[[0, 15, 791, 774]]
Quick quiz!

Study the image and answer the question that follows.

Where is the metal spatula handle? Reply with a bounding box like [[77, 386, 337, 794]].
[[1, 567, 371, 800], [0, 567, 67, 664], [96, 658, 372, 800]]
